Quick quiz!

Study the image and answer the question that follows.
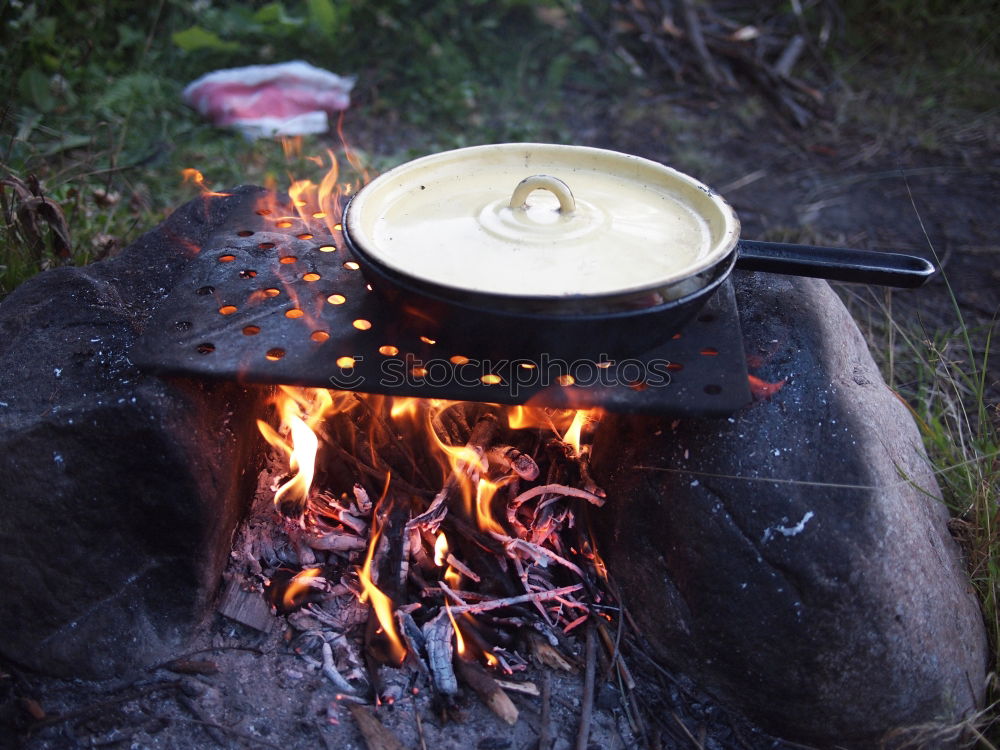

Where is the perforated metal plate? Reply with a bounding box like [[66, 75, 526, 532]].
[[132, 195, 751, 415]]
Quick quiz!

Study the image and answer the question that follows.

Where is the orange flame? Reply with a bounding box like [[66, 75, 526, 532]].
[[444, 600, 466, 657], [383, 398, 488, 519], [282, 567, 322, 609], [507, 406, 598, 441], [181, 168, 230, 197], [336, 111, 369, 183], [506, 405, 555, 431], [357, 480, 407, 666], [475, 478, 505, 534], [434, 532, 449, 567], [562, 410, 587, 454], [444, 565, 462, 590], [256, 387, 335, 516], [389, 397, 422, 422], [316, 149, 343, 235], [280, 135, 303, 159]]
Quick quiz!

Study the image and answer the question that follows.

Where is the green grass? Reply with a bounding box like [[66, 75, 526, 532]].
[[833, 0, 1000, 160], [824, 15, 1000, 738], [841, 234, 999, 744], [0, 0, 600, 296]]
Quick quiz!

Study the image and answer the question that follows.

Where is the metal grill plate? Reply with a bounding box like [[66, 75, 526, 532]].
[[132, 195, 750, 415]]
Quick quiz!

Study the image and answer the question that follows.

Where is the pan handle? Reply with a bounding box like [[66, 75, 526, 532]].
[[735, 240, 935, 288]]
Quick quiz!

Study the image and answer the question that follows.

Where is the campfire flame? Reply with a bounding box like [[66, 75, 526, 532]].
[[256, 387, 334, 517], [358, 476, 407, 666], [255, 386, 604, 669], [434, 532, 449, 567], [443, 565, 462, 590], [282, 567, 322, 609], [444, 600, 466, 657], [181, 168, 230, 198], [236, 138, 609, 688], [475, 478, 505, 535], [563, 409, 587, 455]]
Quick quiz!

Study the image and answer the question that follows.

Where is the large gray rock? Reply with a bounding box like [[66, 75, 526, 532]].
[[592, 273, 986, 748], [0, 188, 269, 678]]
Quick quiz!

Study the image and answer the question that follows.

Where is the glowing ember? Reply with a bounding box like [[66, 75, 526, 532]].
[[748, 374, 788, 399]]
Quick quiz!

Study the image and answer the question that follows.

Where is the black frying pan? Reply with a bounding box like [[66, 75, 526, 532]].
[[343, 225, 934, 360]]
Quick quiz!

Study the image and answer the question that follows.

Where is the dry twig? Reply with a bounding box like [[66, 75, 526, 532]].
[[446, 584, 584, 615], [575, 621, 597, 750], [539, 670, 553, 750]]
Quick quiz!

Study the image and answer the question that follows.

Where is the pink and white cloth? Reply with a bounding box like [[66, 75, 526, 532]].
[[183, 61, 355, 139]]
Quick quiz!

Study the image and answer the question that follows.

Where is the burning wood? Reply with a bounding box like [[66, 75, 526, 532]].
[[233, 392, 613, 722]]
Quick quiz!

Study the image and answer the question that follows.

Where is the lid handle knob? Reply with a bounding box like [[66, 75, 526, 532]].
[[509, 175, 576, 214]]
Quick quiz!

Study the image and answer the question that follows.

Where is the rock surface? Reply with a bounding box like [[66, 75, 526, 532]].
[[592, 273, 987, 748], [0, 187, 270, 678]]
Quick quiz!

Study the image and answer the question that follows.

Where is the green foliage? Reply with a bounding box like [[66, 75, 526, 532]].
[[835, 0, 1000, 113], [840, 0, 1000, 59], [0, 0, 600, 297], [844, 259, 1000, 733], [166, 0, 595, 128], [171, 25, 241, 52]]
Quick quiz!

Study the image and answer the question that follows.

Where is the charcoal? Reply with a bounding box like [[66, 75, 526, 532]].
[[591, 273, 987, 748], [0, 187, 271, 677]]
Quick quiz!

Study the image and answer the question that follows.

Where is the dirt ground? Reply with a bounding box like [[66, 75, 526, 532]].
[[591, 88, 999, 404], [1, 458, 797, 750], [2, 620, 794, 750], [1, 72, 996, 750]]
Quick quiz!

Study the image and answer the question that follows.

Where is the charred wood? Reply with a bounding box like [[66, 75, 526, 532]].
[[346, 703, 406, 750], [454, 658, 519, 726]]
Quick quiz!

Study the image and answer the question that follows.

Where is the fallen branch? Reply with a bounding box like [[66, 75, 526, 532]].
[[597, 621, 636, 691], [444, 552, 481, 583], [307, 530, 367, 553], [488, 445, 540, 481], [529, 631, 576, 672]]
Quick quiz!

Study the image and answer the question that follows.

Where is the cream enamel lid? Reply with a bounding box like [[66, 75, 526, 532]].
[[345, 143, 740, 299]]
